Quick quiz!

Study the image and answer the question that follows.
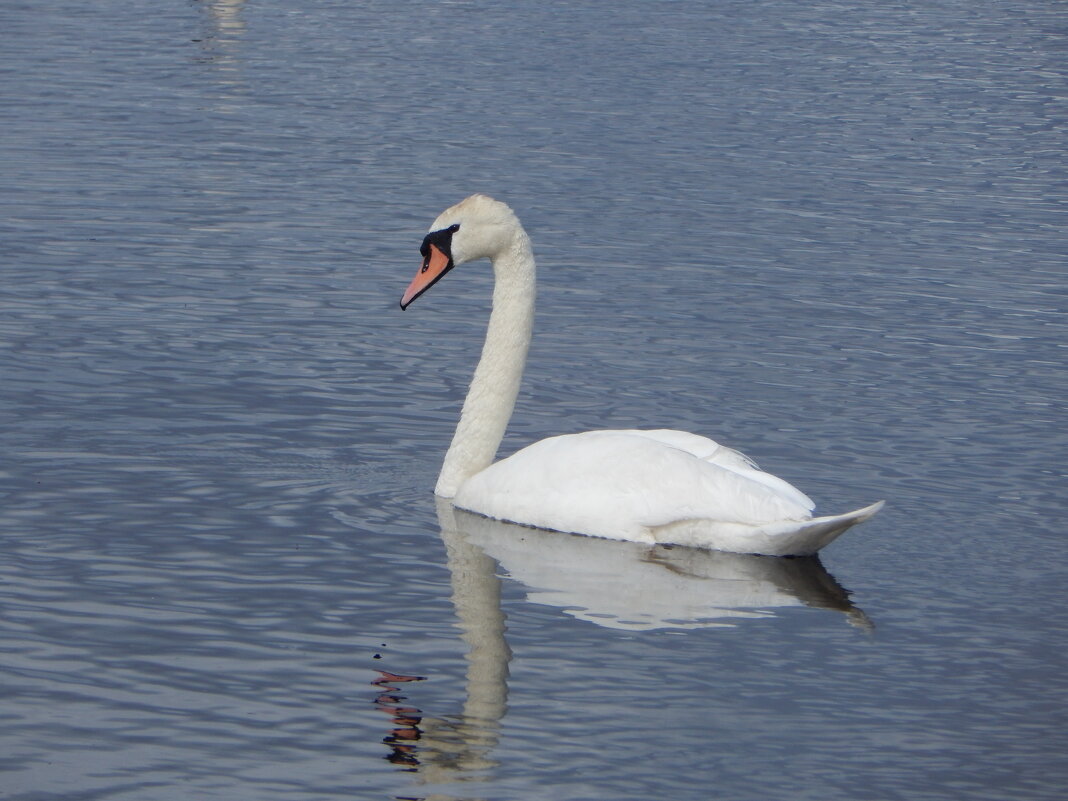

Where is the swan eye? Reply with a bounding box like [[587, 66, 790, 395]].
[[418, 224, 460, 274]]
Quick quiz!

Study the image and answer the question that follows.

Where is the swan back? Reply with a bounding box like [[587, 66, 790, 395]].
[[453, 430, 816, 543]]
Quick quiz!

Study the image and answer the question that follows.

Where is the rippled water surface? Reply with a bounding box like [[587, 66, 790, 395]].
[[3, 1, 1066, 799]]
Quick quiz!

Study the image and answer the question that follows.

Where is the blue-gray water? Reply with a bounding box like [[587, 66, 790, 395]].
[[2, 1, 1066, 799]]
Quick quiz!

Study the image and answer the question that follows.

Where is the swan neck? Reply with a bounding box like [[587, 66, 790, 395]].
[[436, 232, 535, 497]]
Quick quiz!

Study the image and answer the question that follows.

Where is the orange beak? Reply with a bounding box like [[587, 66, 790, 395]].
[[400, 242, 453, 309]]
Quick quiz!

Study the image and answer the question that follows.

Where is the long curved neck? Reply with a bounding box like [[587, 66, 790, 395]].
[[435, 230, 535, 497]]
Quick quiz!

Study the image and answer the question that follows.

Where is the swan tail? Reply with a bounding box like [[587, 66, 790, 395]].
[[652, 500, 884, 557], [758, 500, 885, 557]]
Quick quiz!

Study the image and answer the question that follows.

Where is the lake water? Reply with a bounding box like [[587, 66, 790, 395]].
[[2, 1, 1066, 799]]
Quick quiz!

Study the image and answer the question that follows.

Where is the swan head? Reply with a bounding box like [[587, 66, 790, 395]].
[[400, 194, 523, 309]]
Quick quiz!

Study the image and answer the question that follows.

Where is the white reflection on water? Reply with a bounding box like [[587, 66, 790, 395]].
[[380, 498, 871, 792], [194, 0, 245, 101], [447, 502, 871, 633], [369, 500, 511, 793], [207, 0, 246, 36]]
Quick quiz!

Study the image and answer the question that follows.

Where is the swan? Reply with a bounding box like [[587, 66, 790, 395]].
[[400, 194, 883, 556]]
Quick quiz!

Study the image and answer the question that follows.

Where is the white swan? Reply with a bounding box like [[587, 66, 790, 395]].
[[401, 194, 883, 556]]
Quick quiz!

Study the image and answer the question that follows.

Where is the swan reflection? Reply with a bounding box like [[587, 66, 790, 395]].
[[448, 503, 872, 632], [369, 500, 510, 796], [377, 499, 869, 794]]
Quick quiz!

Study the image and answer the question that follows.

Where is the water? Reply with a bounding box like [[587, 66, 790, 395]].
[[2, 1, 1065, 799]]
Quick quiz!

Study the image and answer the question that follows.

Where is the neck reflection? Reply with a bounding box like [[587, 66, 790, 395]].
[[379, 499, 871, 793]]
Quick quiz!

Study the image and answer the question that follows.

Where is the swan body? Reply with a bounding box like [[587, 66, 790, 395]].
[[401, 194, 882, 556]]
